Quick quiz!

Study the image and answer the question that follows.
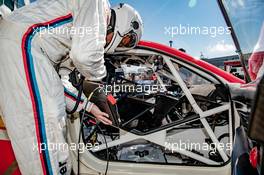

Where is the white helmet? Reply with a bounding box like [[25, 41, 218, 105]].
[[105, 3, 143, 53]]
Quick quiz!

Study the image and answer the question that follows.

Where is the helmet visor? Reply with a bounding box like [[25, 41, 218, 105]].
[[118, 32, 137, 48]]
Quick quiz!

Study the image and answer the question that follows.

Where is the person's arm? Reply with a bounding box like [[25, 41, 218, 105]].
[[60, 65, 112, 125], [62, 73, 112, 125], [70, 0, 110, 81], [61, 74, 93, 113]]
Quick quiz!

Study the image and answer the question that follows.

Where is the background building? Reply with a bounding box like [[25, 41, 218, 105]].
[[202, 53, 251, 69], [202, 53, 251, 80]]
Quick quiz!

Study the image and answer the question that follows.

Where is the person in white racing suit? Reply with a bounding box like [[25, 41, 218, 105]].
[[0, 0, 143, 174]]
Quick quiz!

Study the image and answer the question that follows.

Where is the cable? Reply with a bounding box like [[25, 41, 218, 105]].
[[218, 133, 229, 142], [77, 87, 109, 175], [77, 100, 89, 175], [81, 113, 110, 175], [67, 69, 85, 114], [96, 124, 109, 175]]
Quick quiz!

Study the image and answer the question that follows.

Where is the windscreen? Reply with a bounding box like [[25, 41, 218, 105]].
[[222, 0, 264, 80]]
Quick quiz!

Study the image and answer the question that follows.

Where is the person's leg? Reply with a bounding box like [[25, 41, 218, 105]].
[[30, 42, 72, 175], [0, 37, 71, 175]]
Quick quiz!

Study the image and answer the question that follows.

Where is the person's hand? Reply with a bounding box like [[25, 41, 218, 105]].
[[90, 104, 112, 125]]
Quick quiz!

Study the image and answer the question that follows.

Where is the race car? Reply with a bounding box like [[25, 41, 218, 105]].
[[1, 0, 263, 175], [67, 0, 264, 173], [0, 39, 249, 175], [66, 40, 251, 175]]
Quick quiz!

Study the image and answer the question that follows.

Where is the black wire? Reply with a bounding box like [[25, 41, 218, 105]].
[[77, 102, 89, 175], [218, 133, 230, 142], [77, 87, 109, 175], [79, 113, 110, 175], [67, 70, 85, 114], [96, 124, 109, 175], [163, 153, 168, 164]]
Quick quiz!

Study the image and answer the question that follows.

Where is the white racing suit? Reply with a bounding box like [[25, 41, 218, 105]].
[[0, 0, 110, 174]]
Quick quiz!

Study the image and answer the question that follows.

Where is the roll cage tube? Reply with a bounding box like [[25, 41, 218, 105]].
[[217, 0, 251, 83], [87, 52, 232, 165]]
